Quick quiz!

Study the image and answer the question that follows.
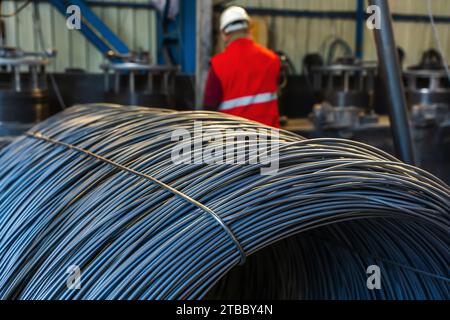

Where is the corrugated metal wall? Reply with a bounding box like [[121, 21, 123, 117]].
[[367, 0, 450, 68], [1, 0, 157, 72], [1, 1, 449, 73], [234, 0, 450, 70]]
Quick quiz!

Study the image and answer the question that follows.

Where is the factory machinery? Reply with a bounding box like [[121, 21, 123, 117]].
[[310, 59, 379, 130], [1, 46, 448, 182], [0, 47, 54, 148], [406, 50, 450, 127], [0, 1, 448, 302], [306, 49, 450, 131], [0, 0, 183, 148], [0, 1, 447, 184], [283, 49, 450, 183], [0, 48, 180, 147], [100, 50, 179, 106]]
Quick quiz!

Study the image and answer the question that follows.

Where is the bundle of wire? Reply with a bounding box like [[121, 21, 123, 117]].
[[0, 104, 448, 300]]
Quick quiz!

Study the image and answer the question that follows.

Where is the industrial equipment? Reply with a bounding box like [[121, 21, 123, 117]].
[[0, 0, 447, 304], [0, 46, 55, 148], [101, 51, 179, 106], [310, 59, 378, 130], [284, 51, 450, 183], [405, 50, 450, 127], [49, 1, 182, 107]]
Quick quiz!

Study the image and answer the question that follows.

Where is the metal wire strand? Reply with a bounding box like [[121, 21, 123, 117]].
[[0, 104, 448, 300]]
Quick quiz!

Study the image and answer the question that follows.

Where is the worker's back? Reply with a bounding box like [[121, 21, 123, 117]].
[[211, 38, 281, 127]]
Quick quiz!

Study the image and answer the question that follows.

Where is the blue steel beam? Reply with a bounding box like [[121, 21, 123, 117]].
[[49, 0, 130, 56], [50, 0, 110, 54], [179, 0, 196, 74]]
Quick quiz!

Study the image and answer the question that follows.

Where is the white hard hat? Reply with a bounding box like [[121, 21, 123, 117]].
[[220, 6, 250, 34]]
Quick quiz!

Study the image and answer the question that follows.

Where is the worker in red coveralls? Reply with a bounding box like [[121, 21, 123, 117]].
[[203, 6, 281, 128]]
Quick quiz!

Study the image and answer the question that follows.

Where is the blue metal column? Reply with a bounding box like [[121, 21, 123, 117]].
[[179, 0, 196, 74], [157, 0, 196, 73], [355, 0, 365, 59]]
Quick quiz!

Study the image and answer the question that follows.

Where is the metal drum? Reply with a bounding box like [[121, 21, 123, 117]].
[[100, 52, 179, 108], [310, 61, 378, 130]]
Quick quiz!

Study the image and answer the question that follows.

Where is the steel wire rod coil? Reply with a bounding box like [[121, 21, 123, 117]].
[[0, 104, 448, 300]]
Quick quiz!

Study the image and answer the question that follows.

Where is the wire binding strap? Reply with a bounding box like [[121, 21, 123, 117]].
[[27, 132, 247, 265]]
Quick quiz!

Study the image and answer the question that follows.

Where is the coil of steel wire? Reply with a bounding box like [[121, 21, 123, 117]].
[[0, 104, 448, 300]]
